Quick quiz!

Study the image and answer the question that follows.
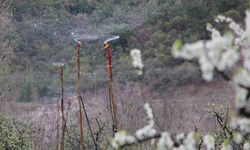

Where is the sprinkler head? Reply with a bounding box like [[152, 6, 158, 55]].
[[103, 36, 120, 49], [104, 42, 110, 49], [74, 38, 85, 46]]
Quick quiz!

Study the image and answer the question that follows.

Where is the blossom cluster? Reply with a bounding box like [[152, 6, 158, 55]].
[[172, 11, 250, 82], [111, 102, 215, 150], [136, 103, 157, 139], [130, 49, 144, 76], [172, 10, 250, 149], [111, 103, 157, 148], [111, 103, 205, 149], [112, 10, 250, 150]]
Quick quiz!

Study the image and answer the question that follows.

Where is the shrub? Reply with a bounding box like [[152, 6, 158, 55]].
[[0, 116, 33, 150], [224, 9, 241, 21], [171, 16, 188, 30]]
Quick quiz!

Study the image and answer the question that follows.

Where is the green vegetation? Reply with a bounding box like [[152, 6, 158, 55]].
[[0, 116, 33, 149], [0, 0, 248, 101]]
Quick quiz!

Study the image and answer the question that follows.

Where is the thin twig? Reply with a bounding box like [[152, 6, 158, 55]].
[[95, 118, 105, 143], [13, 121, 22, 134], [80, 95, 98, 150]]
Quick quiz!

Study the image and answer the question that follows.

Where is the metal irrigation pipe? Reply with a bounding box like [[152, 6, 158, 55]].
[[74, 38, 98, 150], [52, 62, 66, 150], [74, 40, 85, 150], [103, 36, 120, 134]]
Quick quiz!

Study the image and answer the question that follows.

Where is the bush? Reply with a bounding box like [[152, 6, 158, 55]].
[[0, 116, 33, 150], [171, 16, 188, 30], [224, 9, 241, 21], [37, 79, 53, 97], [152, 30, 167, 43], [65, 0, 94, 15], [155, 52, 170, 64], [215, 0, 239, 12]]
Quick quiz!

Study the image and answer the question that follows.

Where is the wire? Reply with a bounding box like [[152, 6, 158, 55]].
[[79, 96, 98, 150]]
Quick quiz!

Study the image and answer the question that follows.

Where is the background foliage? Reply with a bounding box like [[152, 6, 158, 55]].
[[0, 0, 248, 102], [0, 0, 249, 149]]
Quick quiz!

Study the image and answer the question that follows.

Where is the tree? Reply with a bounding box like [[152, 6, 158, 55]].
[[111, 8, 250, 150]]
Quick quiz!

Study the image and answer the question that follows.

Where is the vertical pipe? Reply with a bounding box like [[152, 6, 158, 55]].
[[104, 43, 118, 134], [60, 66, 65, 150], [56, 100, 60, 150], [77, 43, 84, 150], [73, 39, 97, 149]]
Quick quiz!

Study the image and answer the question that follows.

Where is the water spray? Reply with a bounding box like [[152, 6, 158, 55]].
[[103, 36, 120, 134], [52, 62, 65, 150]]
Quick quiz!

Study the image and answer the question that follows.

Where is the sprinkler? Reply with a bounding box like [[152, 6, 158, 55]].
[[73, 39, 85, 150], [103, 36, 120, 134], [73, 38, 97, 150], [52, 62, 65, 150], [74, 38, 85, 46]]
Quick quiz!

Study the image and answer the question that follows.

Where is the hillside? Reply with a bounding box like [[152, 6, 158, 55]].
[[0, 0, 247, 102], [0, 0, 249, 149]]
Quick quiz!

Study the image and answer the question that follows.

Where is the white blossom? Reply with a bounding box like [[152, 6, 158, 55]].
[[176, 133, 185, 142], [204, 135, 215, 150], [215, 11, 250, 45], [235, 86, 248, 109], [130, 49, 144, 72], [183, 132, 196, 150], [244, 142, 250, 150], [231, 117, 250, 133], [215, 15, 226, 23], [111, 130, 136, 149], [230, 117, 239, 129], [233, 132, 242, 144], [236, 118, 250, 133], [216, 14, 244, 37], [221, 142, 232, 150], [205, 36, 225, 65], [234, 68, 250, 88], [157, 131, 174, 150], [198, 54, 214, 81], [217, 48, 239, 71], [207, 23, 221, 38], [179, 41, 204, 59], [113, 9, 250, 150], [136, 103, 157, 140], [172, 23, 236, 81], [111, 103, 158, 149]]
